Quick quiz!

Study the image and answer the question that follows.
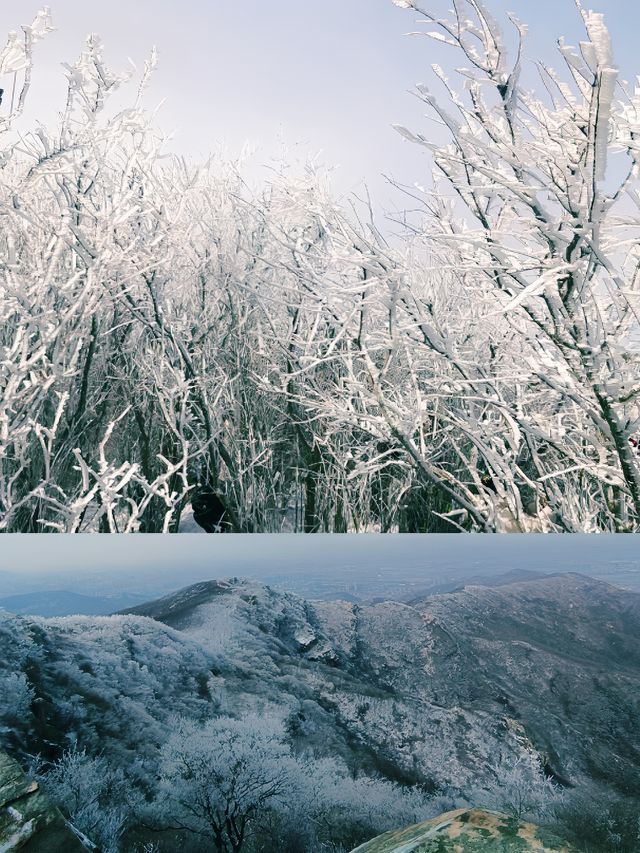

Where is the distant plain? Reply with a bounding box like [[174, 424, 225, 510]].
[[1, 535, 637, 616]]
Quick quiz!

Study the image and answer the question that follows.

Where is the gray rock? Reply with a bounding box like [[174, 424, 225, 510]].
[[0, 749, 93, 851]]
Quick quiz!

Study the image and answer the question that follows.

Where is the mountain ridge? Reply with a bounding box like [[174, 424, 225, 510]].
[[1, 570, 637, 847], [117, 571, 640, 798]]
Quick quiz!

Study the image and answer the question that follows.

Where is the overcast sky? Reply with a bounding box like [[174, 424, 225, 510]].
[[0, 533, 638, 577], [3, 0, 639, 207]]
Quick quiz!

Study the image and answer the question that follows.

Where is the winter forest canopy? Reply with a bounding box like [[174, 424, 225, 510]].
[[1, 1, 639, 533]]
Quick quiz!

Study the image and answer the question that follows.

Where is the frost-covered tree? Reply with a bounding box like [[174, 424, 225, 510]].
[[245, 0, 640, 532], [40, 746, 130, 853], [0, 671, 34, 732], [0, 9, 333, 532], [383, 0, 640, 530], [480, 753, 562, 820], [281, 0, 640, 532], [290, 755, 432, 851], [153, 713, 433, 853], [154, 714, 297, 853], [2, 2, 639, 531], [1, 11, 196, 532]]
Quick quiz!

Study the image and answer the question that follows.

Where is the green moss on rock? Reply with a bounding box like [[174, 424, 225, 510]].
[[350, 808, 578, 853]]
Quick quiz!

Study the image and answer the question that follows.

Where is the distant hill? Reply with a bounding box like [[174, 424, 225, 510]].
[[453, 567, 551, 590], [402, 567, 551, 603], [0, 590, 147, 617], [350, 808, 577, 852]]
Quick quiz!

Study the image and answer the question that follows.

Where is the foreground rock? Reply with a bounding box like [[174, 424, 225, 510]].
[[0, 750, 91, 851], [350, 808, 576, 852]]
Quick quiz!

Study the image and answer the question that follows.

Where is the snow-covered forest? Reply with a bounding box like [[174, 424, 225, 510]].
[[2, 572, 639, 852], [1, 1, 639, 533]]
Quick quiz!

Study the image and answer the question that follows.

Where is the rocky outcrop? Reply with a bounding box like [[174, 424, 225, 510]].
[[0, 749, 92, 851], [350, 808, 577, 852]]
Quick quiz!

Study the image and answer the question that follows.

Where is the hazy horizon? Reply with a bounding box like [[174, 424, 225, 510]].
[[1, 535, 638, 608]]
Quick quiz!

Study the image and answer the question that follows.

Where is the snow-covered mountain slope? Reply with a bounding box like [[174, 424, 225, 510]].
[[122, 573, 640, 797], [1, 573, 638, 805]]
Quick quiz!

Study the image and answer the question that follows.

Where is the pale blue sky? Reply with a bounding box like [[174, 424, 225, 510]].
[[3, 1, 639, 207]]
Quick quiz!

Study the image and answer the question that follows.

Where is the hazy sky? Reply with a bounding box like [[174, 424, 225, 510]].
[[3, 1, 640, 206], [1, 533, 638, 576], [0, 534, 638, 604]]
